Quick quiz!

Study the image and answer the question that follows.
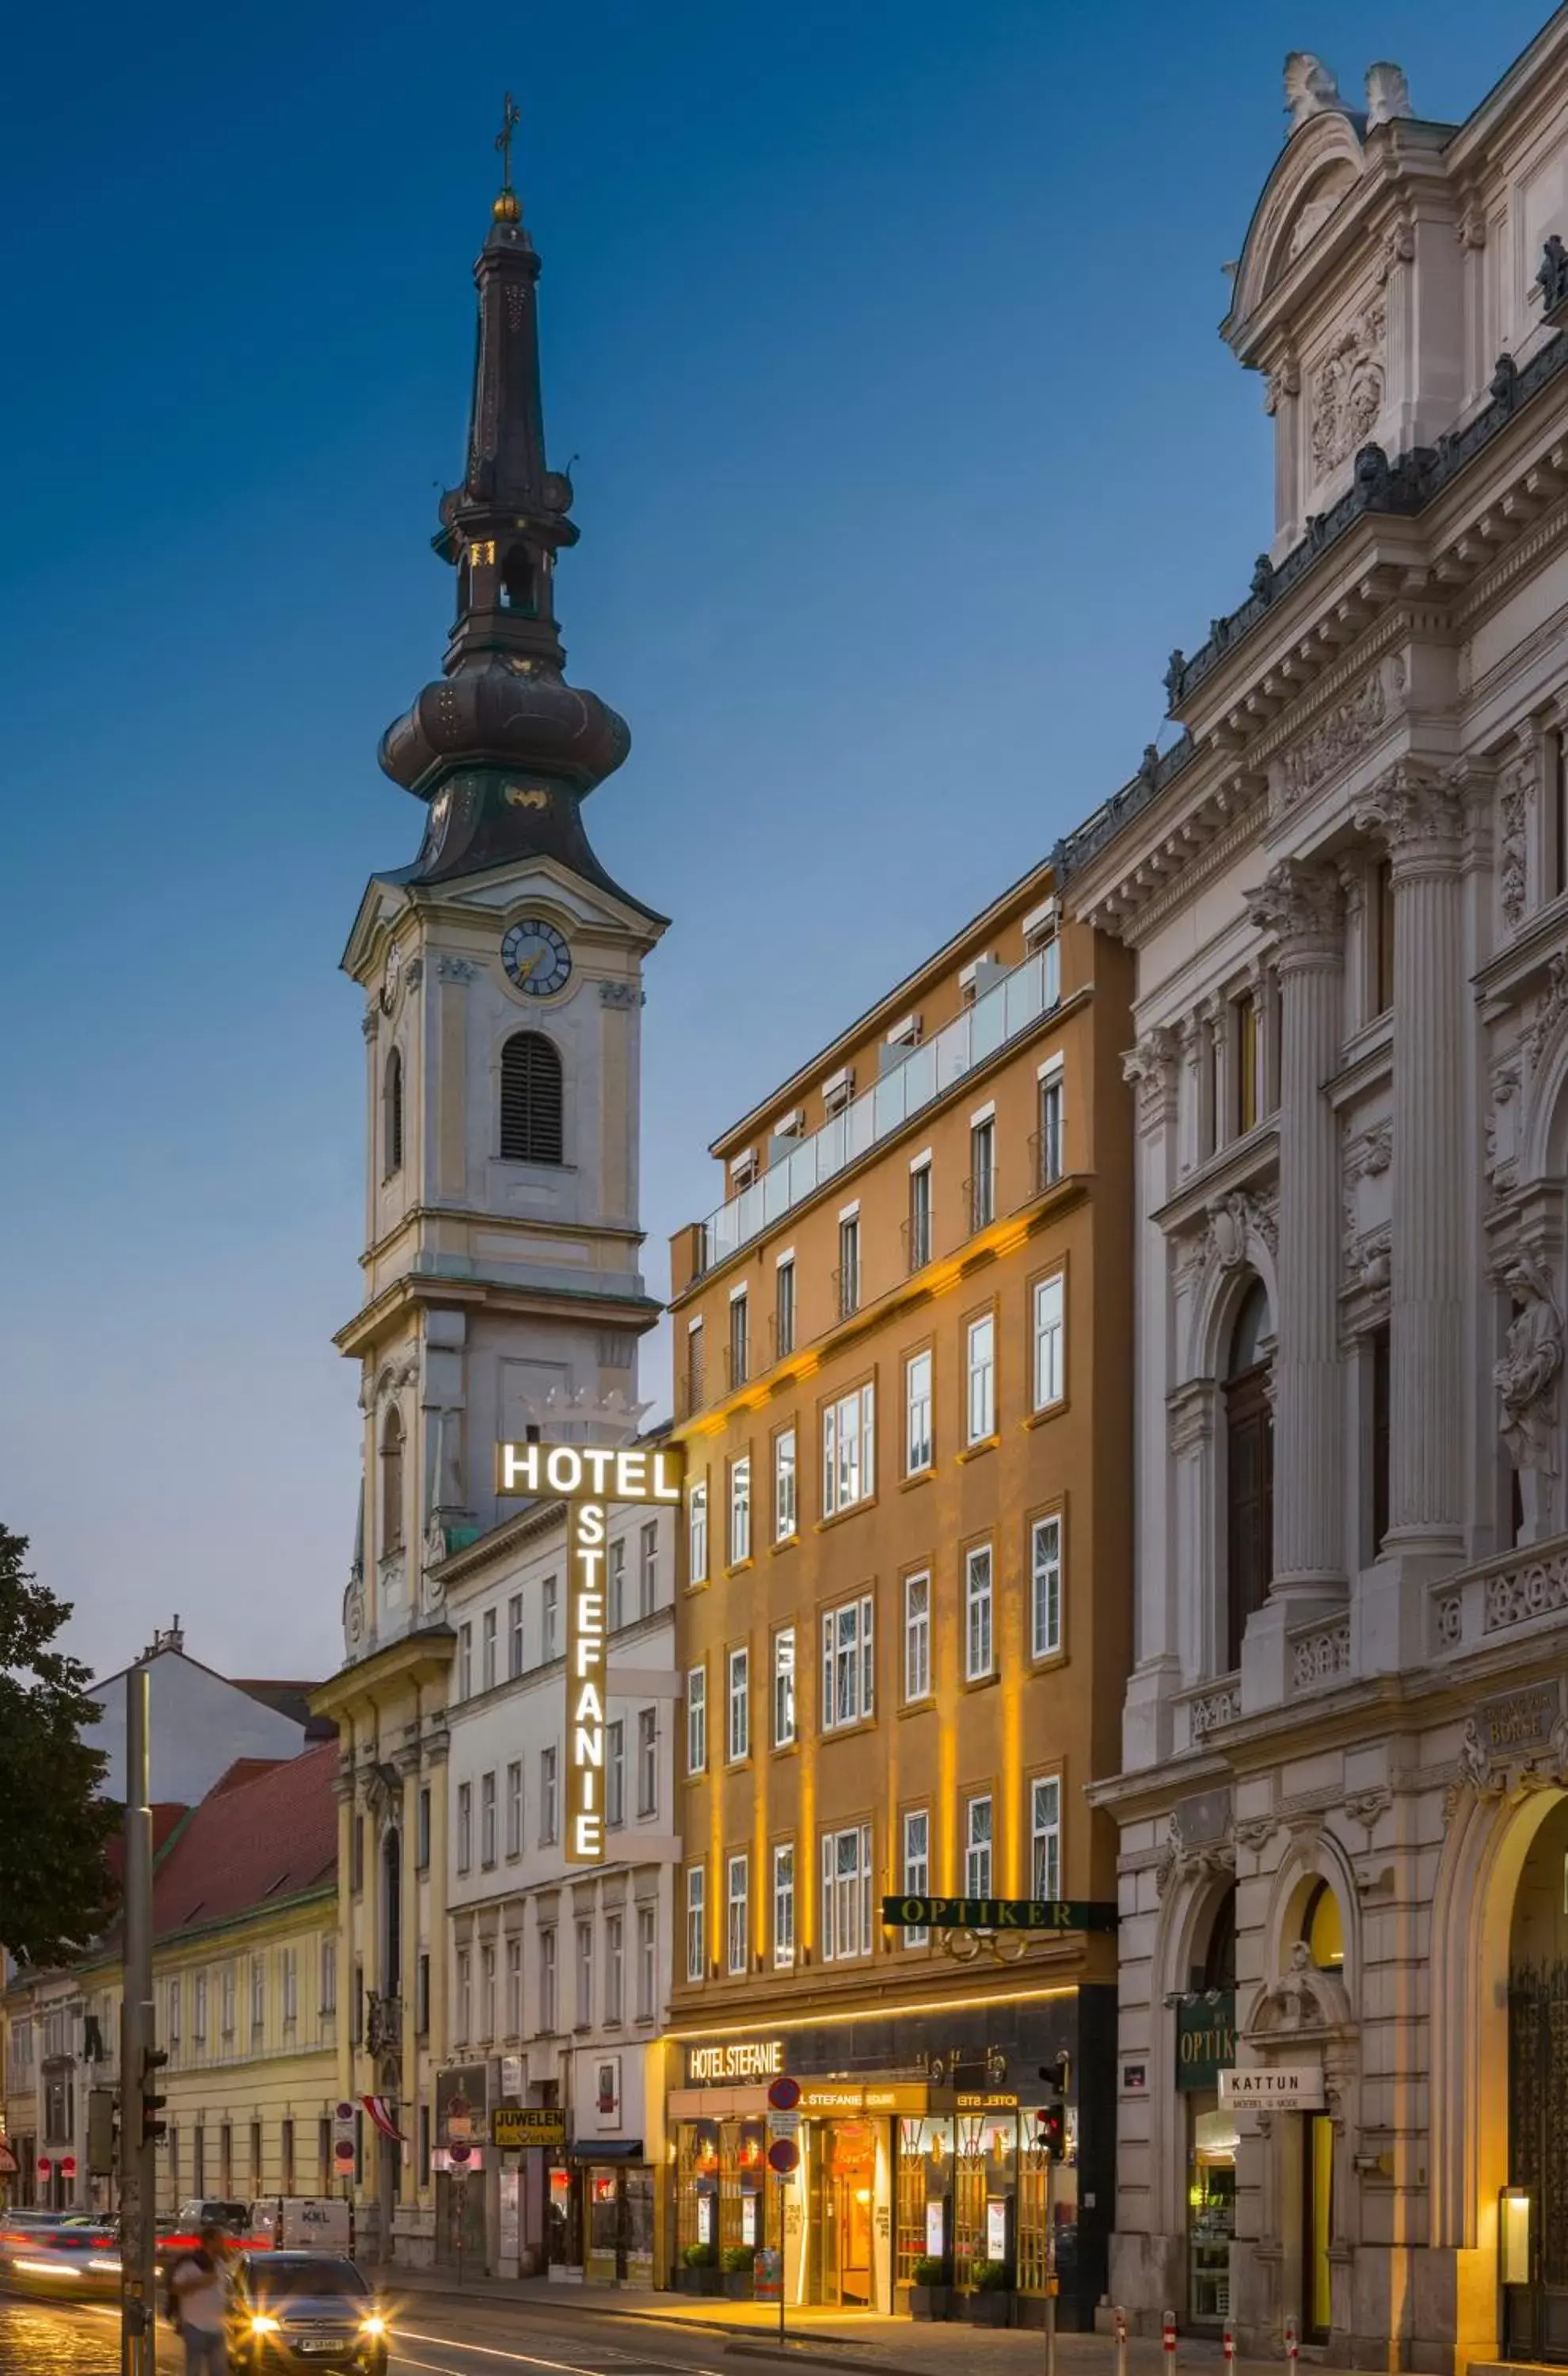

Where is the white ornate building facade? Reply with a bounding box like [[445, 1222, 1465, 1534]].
[[1060, 19, 1568, 2370]]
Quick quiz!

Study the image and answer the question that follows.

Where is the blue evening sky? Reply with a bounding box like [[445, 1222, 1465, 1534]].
[[0, 0, 1546, 1681]]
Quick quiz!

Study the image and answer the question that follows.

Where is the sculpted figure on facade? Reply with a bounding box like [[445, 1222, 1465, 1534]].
[[1284, 53, 1344, 130], [1494, 1258, 1564, 1514], [1498, 752, 1532, 929], [1364, 63, 1413, 128], [1277, 672, 1387, 810]]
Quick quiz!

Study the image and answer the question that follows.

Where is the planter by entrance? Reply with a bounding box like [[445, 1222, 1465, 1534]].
[[910, 2284, 953, 2320], [964, 2290, 1015, 2325]]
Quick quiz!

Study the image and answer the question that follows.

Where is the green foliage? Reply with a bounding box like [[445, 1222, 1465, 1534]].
[[721, 2245, 754, 2273], [0, 1529, 116, 1967], [683, 2241, 717, 2268], [974, 2258, 1014, 2292], [911, 2256, 949, 2287]]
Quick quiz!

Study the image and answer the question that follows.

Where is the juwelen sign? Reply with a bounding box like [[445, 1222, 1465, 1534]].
[[497, 1438, 685, 1864]]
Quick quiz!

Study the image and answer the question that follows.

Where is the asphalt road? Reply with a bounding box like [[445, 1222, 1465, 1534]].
[[0, 2291, 737, 2376]]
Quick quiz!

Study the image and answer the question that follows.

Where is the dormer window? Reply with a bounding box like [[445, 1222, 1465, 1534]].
[[820, 1067, 854, 1119]]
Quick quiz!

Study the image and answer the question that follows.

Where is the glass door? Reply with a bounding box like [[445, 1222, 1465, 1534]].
[[1303, 2115, 1334, 2344], [1187, 2100, 1236, 2328]]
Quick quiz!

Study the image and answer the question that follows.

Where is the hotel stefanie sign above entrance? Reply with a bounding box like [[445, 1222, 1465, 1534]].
[[497, 1438, 685, 1865]]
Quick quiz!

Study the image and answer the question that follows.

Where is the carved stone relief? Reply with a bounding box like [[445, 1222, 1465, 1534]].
[[1498, 752, 1532, 930], [1277, 671, 1388, 810], [1310, 299, 1387, 477]]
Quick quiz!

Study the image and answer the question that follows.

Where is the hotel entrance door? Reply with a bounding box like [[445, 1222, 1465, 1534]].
[[816, 2121, 875, 2306]]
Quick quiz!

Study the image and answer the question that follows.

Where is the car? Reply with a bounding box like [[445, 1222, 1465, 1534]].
[[0, 2214, 120, 2295], [224, 2250, 389, 2374]]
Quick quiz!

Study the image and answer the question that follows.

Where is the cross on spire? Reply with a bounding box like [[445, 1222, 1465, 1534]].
[[495, 91, 521, 192]]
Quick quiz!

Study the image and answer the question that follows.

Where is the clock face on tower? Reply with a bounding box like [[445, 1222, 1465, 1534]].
[[502, 916, 572, 997]]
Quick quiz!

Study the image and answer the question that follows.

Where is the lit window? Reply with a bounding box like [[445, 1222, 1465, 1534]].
[[904, 1572, 931, 1701], [823, 1382, 876, 1517], [685, 1865, 706, 1984], [821, 1594, 875, 1729], [729, 1457, 752, 1565], [772, 1843, 796, 1970], [905, 1349, 933, 1475], [726, 1647, 750, 1764], [726, 1855, 749, 1977], [820, 1822, 873, 1962], [773, 1628, 797, 1749], [774, 1426, 797, 1541], [687, 1666, 707, 1775], [902, 1809, 930, 1947], [965, 1795, 992, 1897], [965, 1544, 994, 1681], [1033, 1274, 1065, 1411], [1031, 1776, 1061, 1900], [966, 1312, 995, 1445], [688, 1482, 709, 1584], [1030, 1515, 1062, 1659]]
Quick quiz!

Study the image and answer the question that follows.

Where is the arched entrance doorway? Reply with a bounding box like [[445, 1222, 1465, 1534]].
[[1183, 1888, 1238, 2330], [1504, 1797, 1568, 2360]]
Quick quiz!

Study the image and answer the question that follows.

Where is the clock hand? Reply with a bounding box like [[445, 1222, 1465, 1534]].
[[514, 950, 539, 981]]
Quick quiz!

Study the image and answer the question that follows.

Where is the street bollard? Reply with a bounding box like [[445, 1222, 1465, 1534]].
[[1285, 2314, 1299, 2372], [1224, 2322, 1235, 2370], [1114, 2304, 1128, 2376], [1163, 2308, 1178, 2373]]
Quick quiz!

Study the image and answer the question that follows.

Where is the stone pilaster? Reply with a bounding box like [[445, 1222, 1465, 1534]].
[[1121, 1028, 1182, 1769], [1354, 763, 1467, 1554], [1246, 858, 1345, 1595]]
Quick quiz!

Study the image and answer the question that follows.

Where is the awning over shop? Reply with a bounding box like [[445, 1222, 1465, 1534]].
[[567, 2139, 645, 2160]]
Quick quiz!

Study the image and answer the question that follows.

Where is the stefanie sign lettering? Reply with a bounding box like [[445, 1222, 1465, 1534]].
[[497, 1437, 685, 1864], [685, 2039, 786, 2084]]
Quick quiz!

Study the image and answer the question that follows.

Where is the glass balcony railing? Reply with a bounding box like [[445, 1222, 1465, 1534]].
[[696, 940, 1061, 1277]]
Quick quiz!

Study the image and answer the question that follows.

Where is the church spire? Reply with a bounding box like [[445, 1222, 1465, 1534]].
[[379, 102, 634, 891]]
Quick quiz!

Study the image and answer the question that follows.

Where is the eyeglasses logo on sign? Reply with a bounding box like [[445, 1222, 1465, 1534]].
[[497, 1437, 686, 1865]]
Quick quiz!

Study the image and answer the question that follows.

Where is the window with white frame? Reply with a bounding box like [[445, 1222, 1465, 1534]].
[[506, 1936, 522, 2035], [480, 1769, 497, 1866], [1033, 1273, 1065, 1411], [459, 1622, 474, 1700], [685, 1864, 706, 1983], [902, 1808, 930, 1945], [505, 1760, 523, 1857], [319, 1940, 336, 2019], [729, 1289, 750, 1388], [726, 1853, 749, 1975], [966, 1312, 996, 1445], [689, 1481, 709, 1584], [508, 1591, 523, 1677], [969, 1114, 995, 1230], [905, 1348, 933, 1475], [773, 1627, 796, 1748], [904, 1571, 931, 1700], [774, 1426, 797, 1541], [606, 1719, 626, 1827], [540, 1746, 559, 1845], [542, 1574, 560, 1660], [1031, 1775, 1062, 1899], [193, 1974, 207, 2043], [606, 1912, 624, 2023], [576, 1919, 594, 2027], [965, 1794, 993, 1896], [823, 1382, 875, 1517], [250, 1955, 264, 2036], [222, 1965, 236, 2036], [821, 1594, 874, 1728], [687, 1665, 707, 1774], [965, 1544, 994, 1680], [1039, 1065, 1064, 1185], [908, 1159, 932, 1270], [608, 1537, 626, 1631], [637, 1904, 657, 2020], [456, 1781, 473, 1873], [1030, 1514, 1063, 1658], [539, 1927, 557, 2032], [838, 1211, 861, 1316], [481, 1944, 496, 2041], [455, 1949, 471, 2045], [481, 1607, 497, 1691], [772, 1842, 796, 1969], [775, 1257, 796, 1358], [637, 1708, 657, 1816], [639, 1518, 659, 1615], [729, 1456, 752, 1564], [820, 1822, 873, 1961], [726, 1646, 750, 1763]]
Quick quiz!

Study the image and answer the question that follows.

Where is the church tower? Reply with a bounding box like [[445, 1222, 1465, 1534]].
[[337, 134, 667, 1663]]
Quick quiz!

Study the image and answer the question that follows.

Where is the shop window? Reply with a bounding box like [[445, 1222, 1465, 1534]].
[[1224, 1277, 1273, 1670]]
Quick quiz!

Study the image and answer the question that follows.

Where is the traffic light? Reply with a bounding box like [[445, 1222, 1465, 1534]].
[[1037, 2054, 1071, 2096], [1036, 2102, 1066, 2161], [139, 2047, 169, 2147], [86, 2085, 118, 2176]]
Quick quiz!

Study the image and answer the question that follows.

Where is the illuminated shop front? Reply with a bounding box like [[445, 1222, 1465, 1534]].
[[667, 1994, 1113, 2320], [1174, 1991, 1238, 2328]]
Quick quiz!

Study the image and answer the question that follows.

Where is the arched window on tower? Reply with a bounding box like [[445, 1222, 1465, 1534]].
[[385, 1048, 404, 1177], [500, 1032, 563, 1164], [380, 1408, 405, 1555], [501, 543, 537, 615], [1225, 1277, 1273, 1670]]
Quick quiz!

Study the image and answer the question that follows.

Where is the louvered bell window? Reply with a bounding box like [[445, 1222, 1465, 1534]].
[[500, 1032, 564, 1163]]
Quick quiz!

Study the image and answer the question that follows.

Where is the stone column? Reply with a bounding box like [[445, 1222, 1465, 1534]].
[[1246, 859, 1346, 1594], [1354, 764, 1466, 1554]]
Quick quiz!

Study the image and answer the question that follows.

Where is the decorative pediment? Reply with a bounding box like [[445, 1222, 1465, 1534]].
[[1226, 109, 1370, 349], [1245, 1941, 1354, 2040]]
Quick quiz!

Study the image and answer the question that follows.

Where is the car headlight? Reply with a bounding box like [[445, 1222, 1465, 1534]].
[[361, 2313, 387, 2336], [249, 2313, 282, 2332]]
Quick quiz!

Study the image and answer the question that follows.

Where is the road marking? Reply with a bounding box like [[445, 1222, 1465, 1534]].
[[394, 2332, 722, 2376]]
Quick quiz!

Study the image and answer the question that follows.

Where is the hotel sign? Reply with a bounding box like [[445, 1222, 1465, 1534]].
[[685, 2039, 786, 2085], [497, 1438, 685, 1864], [883, 1896, 1118, 1934]]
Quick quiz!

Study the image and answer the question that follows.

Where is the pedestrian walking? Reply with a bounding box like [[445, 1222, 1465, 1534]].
[[169, 2219, 231, 2373]]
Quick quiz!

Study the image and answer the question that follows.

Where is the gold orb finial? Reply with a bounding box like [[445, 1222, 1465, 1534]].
[[493, 188, 521, 225]]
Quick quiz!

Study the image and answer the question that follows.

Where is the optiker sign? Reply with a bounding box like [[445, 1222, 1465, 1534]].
[[497, 1438, 685, 1864]]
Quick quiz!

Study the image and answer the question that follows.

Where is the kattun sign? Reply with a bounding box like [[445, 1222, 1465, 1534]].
[[497, 1439, 685, 1864]]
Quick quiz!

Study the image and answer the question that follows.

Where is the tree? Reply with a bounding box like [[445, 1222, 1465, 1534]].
[[0, 1527, 117, 1967]]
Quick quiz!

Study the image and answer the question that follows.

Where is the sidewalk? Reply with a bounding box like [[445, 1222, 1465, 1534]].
[[385, 2266, 1358, 2376]]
